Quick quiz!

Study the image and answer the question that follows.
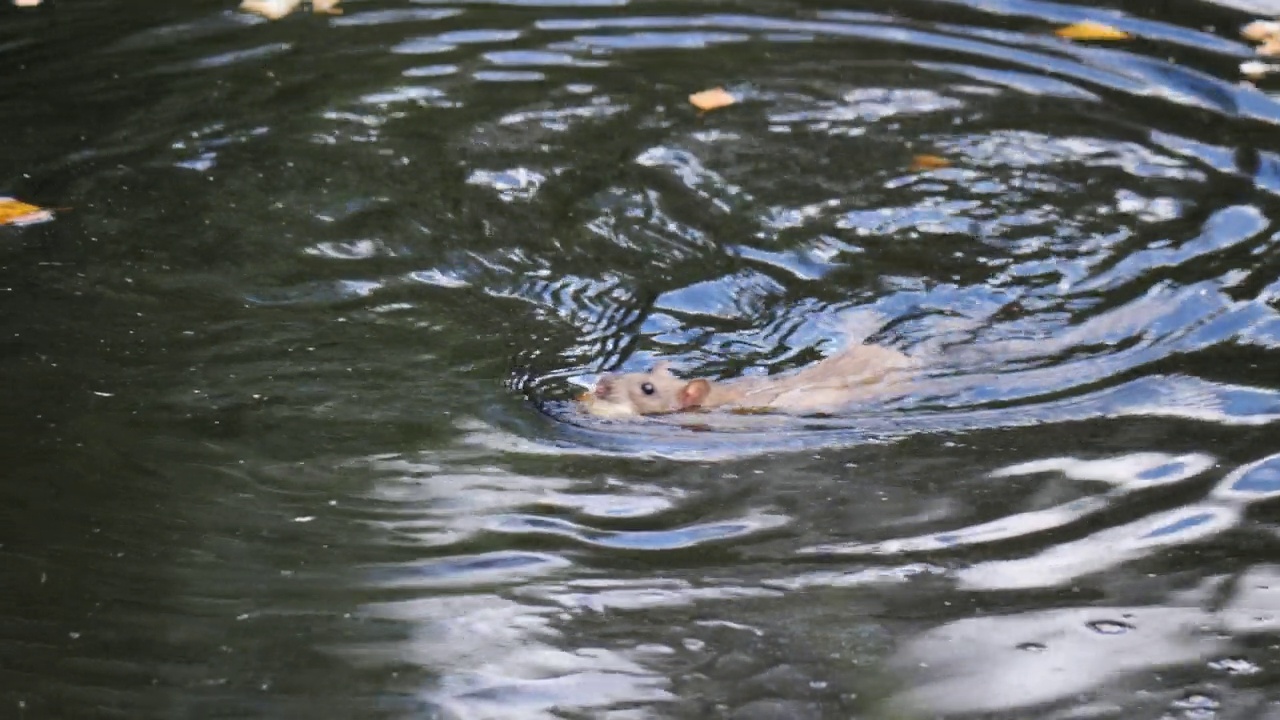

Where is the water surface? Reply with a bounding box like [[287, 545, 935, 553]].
[[4, 0, 1280, 717]]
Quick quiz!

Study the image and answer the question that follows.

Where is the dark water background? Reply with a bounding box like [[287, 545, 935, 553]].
[[4, 0, 1280, 717]]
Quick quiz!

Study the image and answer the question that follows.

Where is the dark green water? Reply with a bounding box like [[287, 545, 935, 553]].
[[4, 0, 1280, 717]]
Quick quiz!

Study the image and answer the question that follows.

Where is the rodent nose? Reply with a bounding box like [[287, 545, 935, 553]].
[[594, 376, 614, 398]]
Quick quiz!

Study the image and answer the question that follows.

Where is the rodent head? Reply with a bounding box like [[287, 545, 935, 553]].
[[578, 361, 712, 417]]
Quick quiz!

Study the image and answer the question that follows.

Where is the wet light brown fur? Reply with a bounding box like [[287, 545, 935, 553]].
[[580, 344, 916, 418]]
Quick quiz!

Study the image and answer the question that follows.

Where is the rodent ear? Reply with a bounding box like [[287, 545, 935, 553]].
[[678, 379, 711, 409], [593, 374, 616, 398]]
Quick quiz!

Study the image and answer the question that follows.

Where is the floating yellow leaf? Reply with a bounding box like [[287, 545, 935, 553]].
[[14, 0, 43, 7], [1259, 37, 1280, 57], [1242, 19, 1280, 43], [0, 197, 55, 226], [1055, 21, 1130, 41], [239, 0, 303, 19], [689, 87, 736, 112], [909, 154, 951, 171], [312, 0, 341, 14]]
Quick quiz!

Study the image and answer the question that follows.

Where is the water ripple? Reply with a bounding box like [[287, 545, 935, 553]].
[[486, 511, 788, 550], [14, 1, 1280, 718], [802, 452, 1219, 556]]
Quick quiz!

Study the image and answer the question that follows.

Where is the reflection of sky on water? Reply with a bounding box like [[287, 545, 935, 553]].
[[345, 444, 1280, 716], [888, 565, 1280, 716], [179, 0, 1280, 716], [340, 454, 793, 717]]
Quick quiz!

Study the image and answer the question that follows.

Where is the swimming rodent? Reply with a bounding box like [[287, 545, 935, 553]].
[[578, 340, 916, 418], [576, 291, 1188, 419]]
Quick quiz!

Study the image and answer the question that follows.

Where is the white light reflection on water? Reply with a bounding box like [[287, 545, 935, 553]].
[[888, 564, 1280, 716], [337, 453, 792, 718]]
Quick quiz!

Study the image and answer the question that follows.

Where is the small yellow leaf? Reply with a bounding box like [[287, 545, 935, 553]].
[[689, 87, 736, 112], [0, 197, 55, 226], [14, 0, 43, 7], [239, 0, 303, 20], [312, 0, 341, 14], [909, 154, 951, 171], [1055, 21, 1130, 41], [1242, 20, 1280, 43], [1259, 37, 1280, 57]]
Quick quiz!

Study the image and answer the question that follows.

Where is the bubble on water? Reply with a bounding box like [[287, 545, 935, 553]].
[[1085, 620, 1134, 635]]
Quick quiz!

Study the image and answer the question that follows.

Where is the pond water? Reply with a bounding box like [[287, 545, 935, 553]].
[[4, 0, 1280, 717]]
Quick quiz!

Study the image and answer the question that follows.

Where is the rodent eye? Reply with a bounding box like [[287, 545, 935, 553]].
[[640, 382, 655, 395]]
